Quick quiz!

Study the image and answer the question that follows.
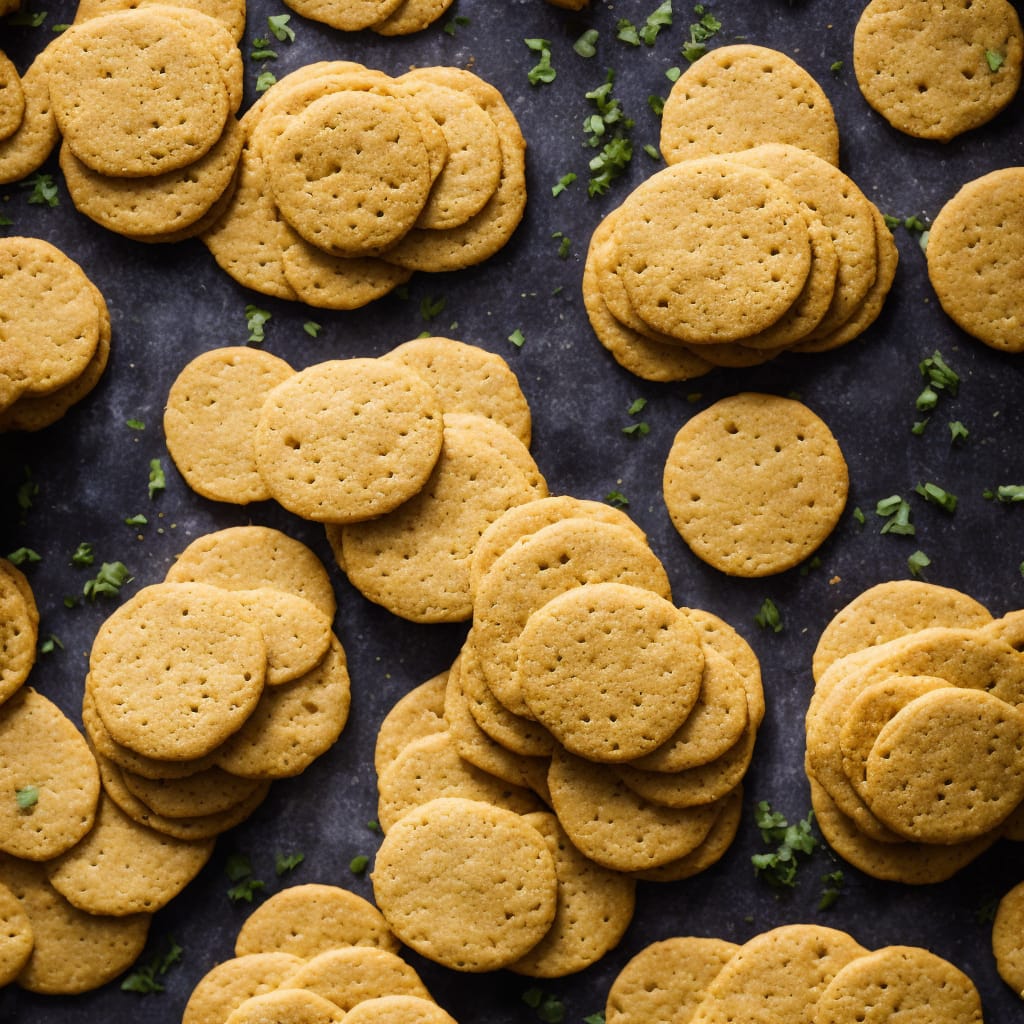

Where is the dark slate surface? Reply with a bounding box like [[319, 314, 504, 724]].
[[2, 0, 1023, 1021]]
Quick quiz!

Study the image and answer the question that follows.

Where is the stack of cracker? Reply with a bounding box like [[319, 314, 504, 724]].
[[605, 925, 985, 1024], [42, 5, 244, 243], [0, 236, 111, 432], [203, 64, 526, 307], [0, 526, 350, 995], [368, 496, 764, 975], [584, 45, 897, 382], [163, 338, 546, 624], [0, 49, 58, 188], [280, 0, 454, 36], [182, 883, 460, 1023], [805, 580, 1024, 883]]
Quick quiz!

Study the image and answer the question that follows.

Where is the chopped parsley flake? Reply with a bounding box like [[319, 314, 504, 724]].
[[819, 869, 845, 910], [754, 597, 783, 633], [915, 481, 957, 514], [665, 65, 682, 82], [124, 514, 148, 527], [907, 549, 931, 578], [852, 506, 865, 526], [875, 495, 915, 535], [751, 801, 819, 888], [71, 542, 95, 567], [640, 0, 673, 44], [627, 398, 648, 415], [525, 38, 556, 85], [39, 633, 62, 655], [148, 458, 166, 500], [986, 49, 1005, 72], [551, 172, 577, 197], [584, 1015, 606, 1024], [250, 37, 278, 60], [245, 304, 272, 343], [948, 420, 969, 444], [648, 94, 666, 116], [16, 785, 38, 810], [443, 14, 469, 35], [367, 819, 381, 833], [225, 853, 265, 903], [83, 561, 132, 601], [275, 851, 304, 876], [420, 294, 446, 320], [120, 936, 183, 994], [829, 60, 843, 75], [522, 988, 565, 1023], [621, 422, 650, 438], [616, 19, 641, 46], [16, 467, 37, 520], [303, 320, 322, 338], [605, 490, 629, 508], [552, 231, 571, 259], [255, 70, 277, 93], [682, 3, 721, 62], [349, 854, 370, 875], [573, 28, 599, 57], [20, 172, 59, 207], [507, 328, 526, 348], [126, 418, 145, 431], [6, 548, 40, 567], [911, 418, 929, 436], [986, 484, 1024, 503], [584, 70, 635, 196], [267, 13, 295, 41], [916, 351, 959, 414], [6, 6, 47, 25]]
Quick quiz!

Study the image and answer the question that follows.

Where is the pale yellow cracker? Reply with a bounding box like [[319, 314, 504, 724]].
[[280, 240, 412, 310], [0, 561, 36, 706], [0, 55, 60, 186], [371, 0, 454, 35], [235, 883, 398, 959], [165, 525, 337, 618], [0, 879, 33, 987], [0, 51, 24, 142], [73, 0, 247, 41], [341, 996, 455, 1024], [182, 953, 306, 1024], [226, 989, 344, 1024], [0, 687, 99, 861], [164, 346, 294, 505], [374, 671, 449, 776], [371, 796, 558, 972], [993, 881, 1024, 997], [279, 0, 402, 32], [119, 762, 265, 818]]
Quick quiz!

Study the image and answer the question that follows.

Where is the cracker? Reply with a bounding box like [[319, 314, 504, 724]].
[[660, 43, 840, 166], [278, 0, 402, 32], [926, 166, 1024, 352], [280, 240, 412, 310], [605, 935, 739, 1024], [278, 946, 431, 1010], [864, 687, 1024, 842], [119, 762, 265, 818], [335, 413, 546, 624], [225, 989, 344, 1024], [0, 55, 60, 186], [164, 346, 294, 505], [376, 731, 541, 832], [235, 882, 398, 959], [0, 879, 33, 987], [546, 747, 721, 871], [509, 810, 636, 978], [44, 793, 214, 915], [383, 336, 532, 447], [812, 580, 992, 682], [341, 997, 454, 1024], [88, 581, 267, 761], [516, 583, 703, 763], [663, 392, 848, 576], [613, 159, 812, 344], [165, 525, 337, 618], [373, 671, 448, 777], [853, 0, 1023, 141], [371, 796, 558, 972], [371, 0, 454, 35], [0, 51, 24, 142], [0, 560, 36, 705], [993, 881, 1024, 997], [214, 633, 350, 779], [816, 944, 984, 1023], [472, 518, 671, 718], [72, 0, 247, 41], [183, 953, 306, 1024], [0, 852, 150, 994], [44, 8, 231, 177], [0, 687, 99, 861]]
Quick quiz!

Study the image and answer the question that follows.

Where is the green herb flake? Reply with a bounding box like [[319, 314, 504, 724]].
[[829, 60, 843, 75], [915, 481, 957, 514], [627, 398, 648, 415], [0, 213, 12, 226], [918, 351, 959, 409], [948, 420, 969, 444], [799, 555, 822, 577], [583, 70, 635, 196], [71, 541, 94, 567], [508, 328, 526, 349], [882, 213, 901, 229], [20, 172, 58, 207], [225, 853, 265, 903], [6, 6, 48, 25], [640, 0, 673, 44], [907, 549, 931, 578], [275, 851, 304, 876], [51, 21, 69, 30], [989, 485, 1024, 503], [245, 304, 272, 343], [818, 869, 845, 910], [584, 1015, 606, 1024], [148, 458, 166, 500], [643, 142, 661, 159], [443, 14, 469, 35], [852, 506, 865, 526], [605, 490, 629, 508], [552, 231, 571, 259], [911, 418, 929, 436], [39, 633, 62, 655], [255, 70, 277, 93], [573, 28, 599, 57], [665, 65, 682, 82], [15, 785, 38, 810], [16, 468, 37, 519], [875, 495, 915, 536], [551, 172, 577, 197], [616, 19, 641, 46], [754, 597, 783, 634], [303, 320, 322, 338], [6, 548, 41, 567], [267, 13, 295, 41], [521, 988, 565, 1023], [682, 3, 721, 62], [751, 800, 819, 888], [525, 38, 556, 85], [986, 49, 1005, 72], [621, 422, 650, 438], [120, 935, 183, 994], [349, 854, 370, 875], [250, 37, 278, 60], [83, 561, 132, 601], [367, 819, 381, 833], [420, 294, 446, 320], [126, 418, 145, 431]]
